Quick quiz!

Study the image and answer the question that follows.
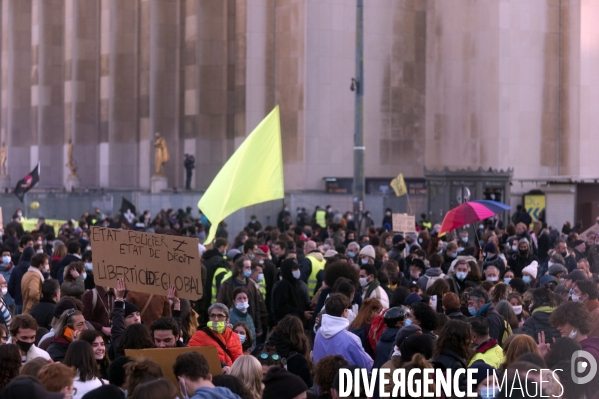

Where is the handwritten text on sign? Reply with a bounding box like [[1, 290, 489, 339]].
[[90, 227, 202, 300]]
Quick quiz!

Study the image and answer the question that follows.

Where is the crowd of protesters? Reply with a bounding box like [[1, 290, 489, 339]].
[[0, 204, 598, 398]]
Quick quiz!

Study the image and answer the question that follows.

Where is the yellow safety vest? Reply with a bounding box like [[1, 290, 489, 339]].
[[211, 268, 231, 304], [306, 254, 326, 297], [316, 210, 327, 228], [258, 280, 266, 297], [422, 221, 432, 230], [468, 344, 504, 369]]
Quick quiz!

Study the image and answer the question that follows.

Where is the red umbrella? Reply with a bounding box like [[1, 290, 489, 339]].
[[440, 200, 511, 234]]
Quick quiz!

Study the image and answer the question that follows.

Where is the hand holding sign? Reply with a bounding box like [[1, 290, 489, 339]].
[[115, 278, 127, 300]]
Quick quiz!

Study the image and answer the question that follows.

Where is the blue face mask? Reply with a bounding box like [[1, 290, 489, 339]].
[[522, 276, 532, 284], [461, 237, 468, 243], [418, 238, 423, 244], [485, 254, 493, 260], [503, 277, 512, 285], [361, 258, 369, 265], [479, 240, 485, 246], [404, 318, 412, 326], [468, 306, 477, 316], [249, 253, 255, 260], [243, 270, 251, 278], [456, 272, 467, 280], [238, 334, 245, 344], [450, 252, 457, 259], [457, 247, 464, 253], [348, 251, 356, 258]]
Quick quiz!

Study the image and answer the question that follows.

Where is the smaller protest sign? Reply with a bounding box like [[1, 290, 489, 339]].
[[392, 213, 416, 233]]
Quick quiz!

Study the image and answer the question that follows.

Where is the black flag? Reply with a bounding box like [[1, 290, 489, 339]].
[[14, 163, 40, 202], [120, 198, 137, 224]]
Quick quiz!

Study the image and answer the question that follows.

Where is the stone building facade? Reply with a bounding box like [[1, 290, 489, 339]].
[[0, 0, 597, 193]]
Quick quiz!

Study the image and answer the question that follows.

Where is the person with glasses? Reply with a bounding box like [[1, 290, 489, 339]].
[[255, 352, 286, 376], [47, 308, 88, 362], [189, 303, 242, 370]]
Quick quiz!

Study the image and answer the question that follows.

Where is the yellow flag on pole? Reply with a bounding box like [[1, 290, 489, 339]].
[[198, 106, 284, 244], [390, 173, 407, 197]]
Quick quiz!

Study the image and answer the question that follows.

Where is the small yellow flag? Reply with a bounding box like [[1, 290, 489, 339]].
[[199, 106, 284, 244], [390, 173, 407, 197]]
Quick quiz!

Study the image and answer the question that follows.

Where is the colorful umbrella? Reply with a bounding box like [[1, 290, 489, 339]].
[[439, 200, 511, 234]]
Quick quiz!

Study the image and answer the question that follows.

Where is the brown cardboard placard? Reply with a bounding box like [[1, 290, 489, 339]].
[[125, 346, 222, 386], [392, 213, 416, 233], [90, 227, 202, 300]]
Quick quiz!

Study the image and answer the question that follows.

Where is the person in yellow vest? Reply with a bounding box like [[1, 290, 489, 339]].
[[315, 207, 327, 229], [468, 316, 504, 369], [301, 240, 325, 298]]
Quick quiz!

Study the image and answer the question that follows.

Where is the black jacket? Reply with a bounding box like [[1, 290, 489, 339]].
[[445, 309, 468, 322], [479, 304, 505, 344], [108, 300, 127, 360], [7, 247, 34, 306], [507, 253, 538, 278], [271, 260, 308, 324], [482, 255, 506, 275], [432, 348, 468, 392], [29, 298, 56, 330], [522, 307, 561, 344], [447, 276, 476, 297], [47, 336, 71, 362], [374, 327, 399, 369]]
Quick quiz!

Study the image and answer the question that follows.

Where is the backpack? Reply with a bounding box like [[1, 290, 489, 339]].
[[425, 273, 444, 290]]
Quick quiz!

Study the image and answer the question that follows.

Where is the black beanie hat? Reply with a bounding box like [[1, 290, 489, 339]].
[[400, 333, 434, 362], [124, 301, 140, 318], [262, 367, 308, 399]]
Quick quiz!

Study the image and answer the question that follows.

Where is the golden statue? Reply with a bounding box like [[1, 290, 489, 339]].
[[0, 142, 6, 176], [66, 139, 78, 177], [153, 132, 170, 176]]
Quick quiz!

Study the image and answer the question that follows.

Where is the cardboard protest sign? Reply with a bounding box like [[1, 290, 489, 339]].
[[91, 227, 202, 300], [392, 213, 416, 233], [125, 346, 222, 386]]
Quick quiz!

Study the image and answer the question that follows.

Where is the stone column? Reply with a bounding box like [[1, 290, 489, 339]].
[[32, 0, 64, 188], [1, 0, 32, 180], [64, 0, 100, 188]]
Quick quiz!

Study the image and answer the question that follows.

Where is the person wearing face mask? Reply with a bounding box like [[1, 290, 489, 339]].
[[277, 204, 291, 232], [549, 301, 599, 398], [0, 248, 14, 312], [173, 351, 241, 399], [441, 242, 459, 274], [60, 262, 86, 300], [447, 260, 475, 296], [521, 262, 539, 288], [417, 253, 445, 292], [189, 303, 242, 368], [521, 286, 560, 344], [301, 240, 325, 296], [20, 253, 49, 314], [507, 238, 538, 278], [483, 265, 500, 285], [217, 258, 263, 339], [359, 262, 389, 308], [228, 288, 256, 345], [387, 234, 407, 267], [467, 288, 510, 345], [8, 314, 51, 363], [271, 259, 311, 325], [382, 208, 393, 231], [552, 240, 577, 273], [0, 274, 13, 328], [481, 242, 505, 276], [346, 241, 360, 264], [571, 280, 599, 337]]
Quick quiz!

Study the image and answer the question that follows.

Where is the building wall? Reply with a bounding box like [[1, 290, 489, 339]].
[[0, 0, 594, 193]]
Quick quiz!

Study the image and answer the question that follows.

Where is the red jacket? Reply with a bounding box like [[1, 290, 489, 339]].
[[188, 327, 242, 366]]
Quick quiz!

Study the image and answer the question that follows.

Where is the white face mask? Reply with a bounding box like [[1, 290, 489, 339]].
[[1, 287, 6, 296], [44, 265, 50, 273], [257, 273, 264, 282], [359, 277, 369, 287], [569, 328, 578, 339], [487, 277, 498, 282], [1, 256, 10, 264], [292, 270, 301, 279], [512, 305, 522, 315], [571, 294, 581, 302], [36, 250, 43, 254]]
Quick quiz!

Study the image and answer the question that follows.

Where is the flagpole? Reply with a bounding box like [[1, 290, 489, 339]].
[[405, 190, 414, 215]]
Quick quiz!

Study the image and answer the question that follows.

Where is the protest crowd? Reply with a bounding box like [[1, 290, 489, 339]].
[[0, 204, 598, 398]]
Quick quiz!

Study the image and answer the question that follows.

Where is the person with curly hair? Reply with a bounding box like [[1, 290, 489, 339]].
[[314, 355, 349, 399], [431, 320, 471, 392], [549, 300, 599, 397], [409, 302, 438, 340], [0, 344, 21, 390]]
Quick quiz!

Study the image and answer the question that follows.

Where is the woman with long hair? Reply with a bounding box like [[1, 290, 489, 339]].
[[63, 340, 107, 398], [501, 334, 541, 372], [116, 324, 154, 357], [266, 314, 313, 387], [425, 278, 449, 313], [495, 300, 521, 334], [229, 355, 263, 399], [508, 292, 529, 328], [431, 320, 471, 392], [489, 282, 511, 305], [50, 243, 67, 279], [126, 358, 164, 397], [61, 262, 86, 299], [78, 329, 110, 379], [348, 298, 382, 359], [233, 322, 253, 354], [0, 344, 21, 390]]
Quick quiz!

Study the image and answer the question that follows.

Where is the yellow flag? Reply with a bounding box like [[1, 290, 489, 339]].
[[199, 106, 284, 244], [390, 173, 407, 197]]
